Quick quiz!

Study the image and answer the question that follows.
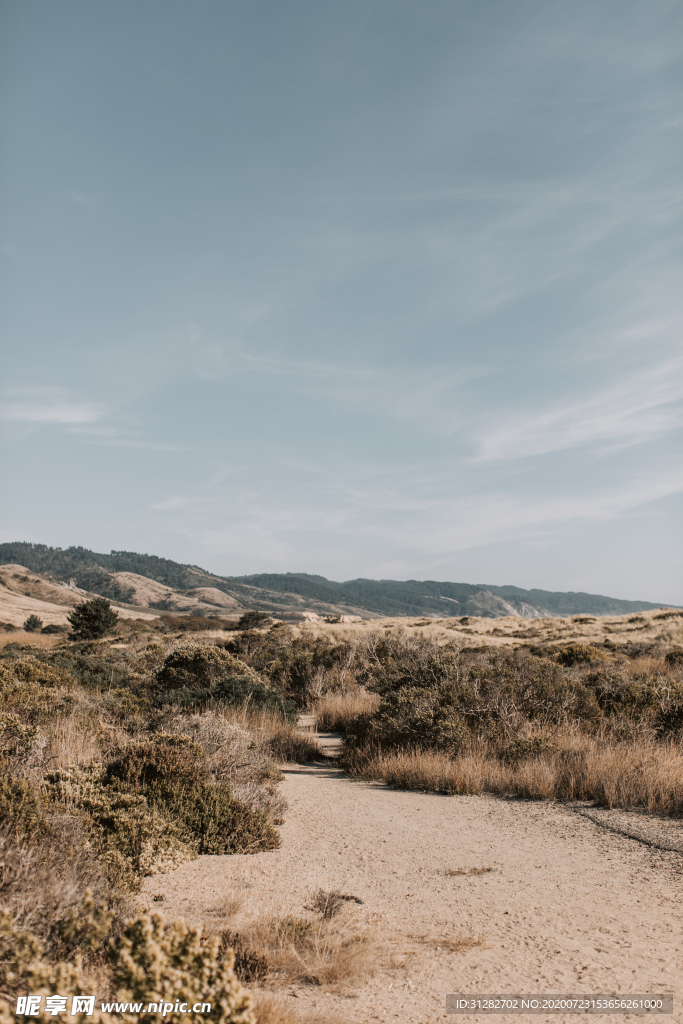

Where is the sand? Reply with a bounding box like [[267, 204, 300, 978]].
[[141, 761, 683, 1023]]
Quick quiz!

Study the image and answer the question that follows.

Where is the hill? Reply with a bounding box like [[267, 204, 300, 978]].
[[0, 542, 676, 620]]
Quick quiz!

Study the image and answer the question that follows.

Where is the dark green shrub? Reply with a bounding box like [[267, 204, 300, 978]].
[[227, 625, 356, 706], [41, 623, 67, 634], [154, 674, 297, 721], [148, 780, 280, 855], [237, 610, 272, 630], [347, 685, 470, 754], [23, 615, 43, 633], [665, 649, 683, 667], [98, 688, 152, 724], [157, 643, 261, 692], [52, 651, 131, 690], [583, 668, 661, 721], [67, 597, 119, 640], [106, 734, 208, 791]]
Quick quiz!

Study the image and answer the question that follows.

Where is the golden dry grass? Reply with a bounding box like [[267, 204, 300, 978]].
[[43, 714, 104, 768], [302, 607, 683, 653], [347, 732, 683, 815], [240, 912, 379, 990], [250, 992, 345, 1024], [313, 689, 380, 733], [214, 706, 325, 763]]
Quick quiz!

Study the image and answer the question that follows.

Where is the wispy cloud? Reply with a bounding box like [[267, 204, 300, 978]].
[[0, 388, 105, 424], [475, 359, 683, 461]]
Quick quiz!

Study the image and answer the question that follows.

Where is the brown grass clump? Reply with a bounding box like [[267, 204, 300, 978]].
[[249, 993, 298, 1024], [249, 993, 345, 1024], [236, 711, 324, 763], [44, 714, 105, 769], [304, 889, 364, 920], [239, 912, 377, 989], [313, 689, 380, 733]]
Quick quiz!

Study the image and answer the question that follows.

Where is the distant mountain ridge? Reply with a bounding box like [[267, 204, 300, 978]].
[[0, 542, 675, 620]]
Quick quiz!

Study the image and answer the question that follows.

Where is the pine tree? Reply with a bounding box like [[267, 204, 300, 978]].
[[67, 597, 119, 639], [23, 614, 43, 632]]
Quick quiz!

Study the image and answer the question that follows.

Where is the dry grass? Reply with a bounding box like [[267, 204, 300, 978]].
[[345, 732, 683, 815], [313, 689, 380, 733], [202, 705, 325, 763], [304, 889, 364, 920], [303, 607, 683, 653], [250, 992, 345, 1024], [43, 714, 104, 769], [239, 911, 378, 989]]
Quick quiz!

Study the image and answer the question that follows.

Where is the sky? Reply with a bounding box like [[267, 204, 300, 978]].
[[1, 0, 682, 604]]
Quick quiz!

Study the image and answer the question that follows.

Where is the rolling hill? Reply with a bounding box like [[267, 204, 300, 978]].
[[0, 542, 676, 621]]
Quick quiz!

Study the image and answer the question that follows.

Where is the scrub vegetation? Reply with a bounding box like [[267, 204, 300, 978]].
[[1, 608, 682, 1021]]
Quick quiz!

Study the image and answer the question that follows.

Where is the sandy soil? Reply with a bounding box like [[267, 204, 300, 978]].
[[141, 761, 683, 1023]]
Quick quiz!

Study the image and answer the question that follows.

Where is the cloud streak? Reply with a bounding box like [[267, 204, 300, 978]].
[[475, 359, 683, 461], [0, 389, 105, 425]]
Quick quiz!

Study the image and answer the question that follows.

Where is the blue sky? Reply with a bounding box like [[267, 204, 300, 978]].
[[1, 0, 682, 603]]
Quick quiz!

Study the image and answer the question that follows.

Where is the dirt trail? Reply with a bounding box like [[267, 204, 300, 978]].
[[142, 759, 683, 1023]]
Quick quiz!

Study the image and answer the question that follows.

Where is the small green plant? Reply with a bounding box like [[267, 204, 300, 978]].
[[23, 614, 43, 633], [68, 598, 119, 640]]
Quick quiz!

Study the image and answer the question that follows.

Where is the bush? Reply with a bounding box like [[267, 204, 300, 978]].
[[105, 735, 209, 791], [555, 643, 609, 666], [105, 735, 281, 856], [236, 611, 271, 630], [41, 624, 67, 634], [217, 931, 268, 983], [154, 674, 297, 721], [0, 777, 49, 841], [347, 685, 471, 754], [68, 598, 119, 640], [108, 913, 255, 1024], [147, 781, 280, 855], [666, 649, 683, 667], [23, 615, 43, 633], [156, 644, 261, 692], [0, 910, 256, 1024], [227, 625, 356, 707], [45, 765, 197, 889], [0, 658, 77, 723]]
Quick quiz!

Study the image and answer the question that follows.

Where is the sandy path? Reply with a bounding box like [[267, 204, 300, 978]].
[[142, 764, 683, 1023]]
